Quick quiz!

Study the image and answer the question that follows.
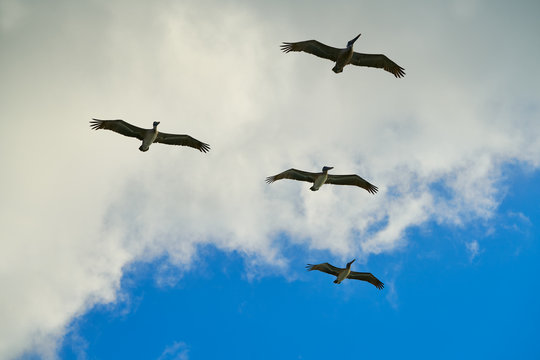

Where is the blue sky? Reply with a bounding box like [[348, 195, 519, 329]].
[[62, 168, 539, 359], [59, 170, 539, 359], [1, 0, 539, 359]]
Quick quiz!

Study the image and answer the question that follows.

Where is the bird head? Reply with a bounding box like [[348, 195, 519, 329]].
[[346, 259, 356, 268], [347, 34, 361, 47], [322, 166, 334, 173], [152, 121, 160, 128]]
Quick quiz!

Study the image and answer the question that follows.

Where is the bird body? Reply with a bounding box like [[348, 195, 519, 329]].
[[281, 33, 405, 77], [90, 119, 210, 153], [266, 166, 378, 194], [331, 34, 360, 73], [310, 166, 332, 191], [140, 122, 160, 152], [334, 260, 354, 284], [332, 49, 353, 73], [306, 260, 384, 289]]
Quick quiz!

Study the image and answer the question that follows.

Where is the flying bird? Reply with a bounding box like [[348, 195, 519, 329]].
[[306, 260, 384, 289], [265, 166, 378, 194], [90, 119, 210, 153], [281, 33, 405, 77]]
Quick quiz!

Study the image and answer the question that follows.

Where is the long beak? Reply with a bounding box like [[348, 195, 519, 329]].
[[351, 34, 361, 43]]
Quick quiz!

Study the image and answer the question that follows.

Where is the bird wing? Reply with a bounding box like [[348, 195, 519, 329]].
[[265, 168, 319, 184], [347, 271, 384, 290], [154, 132, 211, 153], [350, 52, 405, 78], [325, 174, 378, 194], [89, 118, 146, 140], [305, 262, 343, 276], [280, 40, 341, 62]]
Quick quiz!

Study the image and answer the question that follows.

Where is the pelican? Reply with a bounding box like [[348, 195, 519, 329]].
[[89, 118, 210, 153], [306, 260, 384, 289], [265, 166, 378, 194], [281, 33, 405, 77]]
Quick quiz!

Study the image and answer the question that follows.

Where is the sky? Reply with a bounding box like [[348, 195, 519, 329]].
[[0, 0, 539, 359]]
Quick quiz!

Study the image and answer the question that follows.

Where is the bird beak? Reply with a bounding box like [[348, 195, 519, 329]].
[[351, 34, 361, 43], [350, 259, 356, 264]]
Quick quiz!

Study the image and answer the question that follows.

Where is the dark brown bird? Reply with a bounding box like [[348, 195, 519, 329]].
[[90, 119, 210, 153], [281, 33, 405, 77], [306, 260, 384, 289], [266, 166, 378, 194]]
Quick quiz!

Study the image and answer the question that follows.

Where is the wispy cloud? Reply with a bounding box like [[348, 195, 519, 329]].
[[466, 240, 481, 262], [157, 341, 189, 360]]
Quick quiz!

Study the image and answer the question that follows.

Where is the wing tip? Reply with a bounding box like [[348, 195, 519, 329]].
[[394, 66, 406, 78], [265, 176, 276, 184], [199, 143, 211, 153], [89, 119, 103, 130], [280, 42, 293, 53]]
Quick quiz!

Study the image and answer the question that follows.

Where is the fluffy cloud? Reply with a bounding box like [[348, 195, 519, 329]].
[[0, 0, 539, 358]]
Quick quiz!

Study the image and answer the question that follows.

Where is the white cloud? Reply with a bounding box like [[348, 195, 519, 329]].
[[158, 341, 189, 360], [1, 0, 539, 358], [466, 240, 481, 262]]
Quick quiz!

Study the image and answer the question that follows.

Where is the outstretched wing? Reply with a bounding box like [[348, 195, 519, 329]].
[[90, 118, 146, 140], [350, 53, 405, 78], [347, 271, 384, 290], [325, 174, 378, 194], [266, 168, 319, 184], [305, 263, 343, 276], [281, 40, 341, 62], [154, 132, 210, 153]]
